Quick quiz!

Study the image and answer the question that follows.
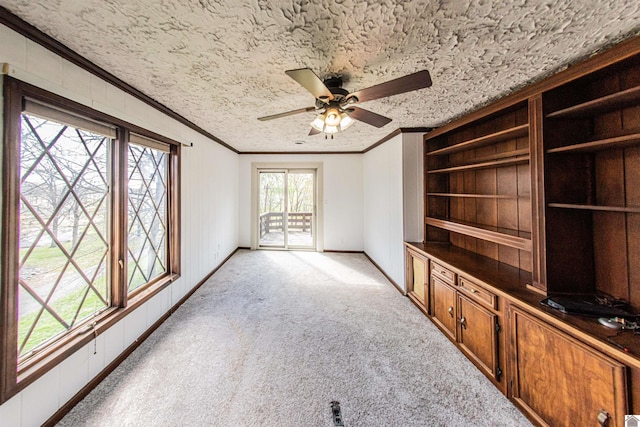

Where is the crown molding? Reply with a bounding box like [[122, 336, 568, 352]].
[[0, 6, 239, 154]]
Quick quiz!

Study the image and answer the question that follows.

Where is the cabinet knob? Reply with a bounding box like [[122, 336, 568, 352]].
[[448, 306, 454, 317], [597, 409, 610, 426], [460, 316, 467, 329]]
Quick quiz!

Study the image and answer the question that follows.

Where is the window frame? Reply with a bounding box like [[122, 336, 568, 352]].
[[126, 136, 172, 295], [0, 76, 181, 403]]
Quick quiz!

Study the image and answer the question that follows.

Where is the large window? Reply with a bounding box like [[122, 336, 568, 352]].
[[18, 109, 112, 360], [1, 77, 180, 402]]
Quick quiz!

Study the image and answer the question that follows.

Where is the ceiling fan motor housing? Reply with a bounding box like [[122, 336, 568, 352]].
[[316, 76, 356, 109], [323, 76, 343, 89]]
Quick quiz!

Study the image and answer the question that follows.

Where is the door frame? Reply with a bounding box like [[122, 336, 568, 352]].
[[251, 162, 323, 251]]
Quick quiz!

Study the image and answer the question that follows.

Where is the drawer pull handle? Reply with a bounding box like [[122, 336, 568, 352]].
[[469, 288, 478, 293], [448, 306, 454, 317], [440, 270, 447, 275]]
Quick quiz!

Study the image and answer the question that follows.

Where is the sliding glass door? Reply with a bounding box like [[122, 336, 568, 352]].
[[258, 169, 315, 249], [258, 171, 286, 247]]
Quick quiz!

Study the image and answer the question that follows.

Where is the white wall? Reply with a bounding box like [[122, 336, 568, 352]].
[[0, 23, 239, 427], [363, 135, 405, 287], [363, 133, 424, 290], [402, 132, 424, 242], [238, 154, 364, 251]]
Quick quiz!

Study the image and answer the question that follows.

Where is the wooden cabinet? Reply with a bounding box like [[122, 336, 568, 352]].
[[457, 290, 500, 382], [405, 37, 640, 427], [430, 275, 457, 340], [453, 275, 503, 386], [406, 242, 636, 425], [509, 306, 628, 426], [426, 258, 504, 386], [405, 247, 429, 313]]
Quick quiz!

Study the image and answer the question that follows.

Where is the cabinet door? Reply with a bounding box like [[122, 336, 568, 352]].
[[407, 250, 428, 307], [510, 307, 628, 427], [457, 294, 500, 381], [431, 276, 457, 340]]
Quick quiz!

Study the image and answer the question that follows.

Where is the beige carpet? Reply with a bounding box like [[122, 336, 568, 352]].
[[58, 250, 531, 426]]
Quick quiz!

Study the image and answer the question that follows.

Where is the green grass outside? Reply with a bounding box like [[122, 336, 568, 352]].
[[18, 239, 108, 357], [18, 281, 107, 357], [18, 238, 163, 357], [20, 235, 107, 270]]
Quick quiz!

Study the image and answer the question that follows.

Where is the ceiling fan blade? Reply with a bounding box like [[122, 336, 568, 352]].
[[286, 68, 334, 101], [308, 128, 321, 136], [258, 106, 316, 121], [349, 107, 392, 128], [350, 70, 432, 103]]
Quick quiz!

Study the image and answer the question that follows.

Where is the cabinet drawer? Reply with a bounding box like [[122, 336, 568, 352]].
[[459, 277, 497, 310], [431, 261, 455, 286]]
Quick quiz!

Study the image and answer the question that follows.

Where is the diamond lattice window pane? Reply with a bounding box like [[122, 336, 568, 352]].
[[18, 114, 110, 360], [48, 264, 93, 323], [19, 306, 67, 356], [127, 143, 168, 293]]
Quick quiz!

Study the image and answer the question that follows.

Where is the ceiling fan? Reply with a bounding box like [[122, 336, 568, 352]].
[[258, 68, 432, 136]]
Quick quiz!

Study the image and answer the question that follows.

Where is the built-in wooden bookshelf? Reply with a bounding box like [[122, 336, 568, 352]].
[[541, 53, 640, 305], [423, 50, 640, 299], [425, 101, 532, 272], [412, 35, 640, 427]]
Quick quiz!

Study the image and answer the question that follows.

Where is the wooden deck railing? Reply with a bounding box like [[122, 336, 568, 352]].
[[259, 212, 312, 237]]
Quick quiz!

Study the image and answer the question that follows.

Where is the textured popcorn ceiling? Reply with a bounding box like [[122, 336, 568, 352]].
[[2, 1, 640, 152]]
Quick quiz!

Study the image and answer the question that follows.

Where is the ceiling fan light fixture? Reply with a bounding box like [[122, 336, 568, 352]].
[[310, 114, 326, 132], [324, 125, 339, 134], [339, 112, 354, 130], [324, 107, 342, 127], [311, 108, 354, 134]]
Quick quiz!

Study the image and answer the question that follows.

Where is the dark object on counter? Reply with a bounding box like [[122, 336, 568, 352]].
[[541, 296, 637, 318]]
